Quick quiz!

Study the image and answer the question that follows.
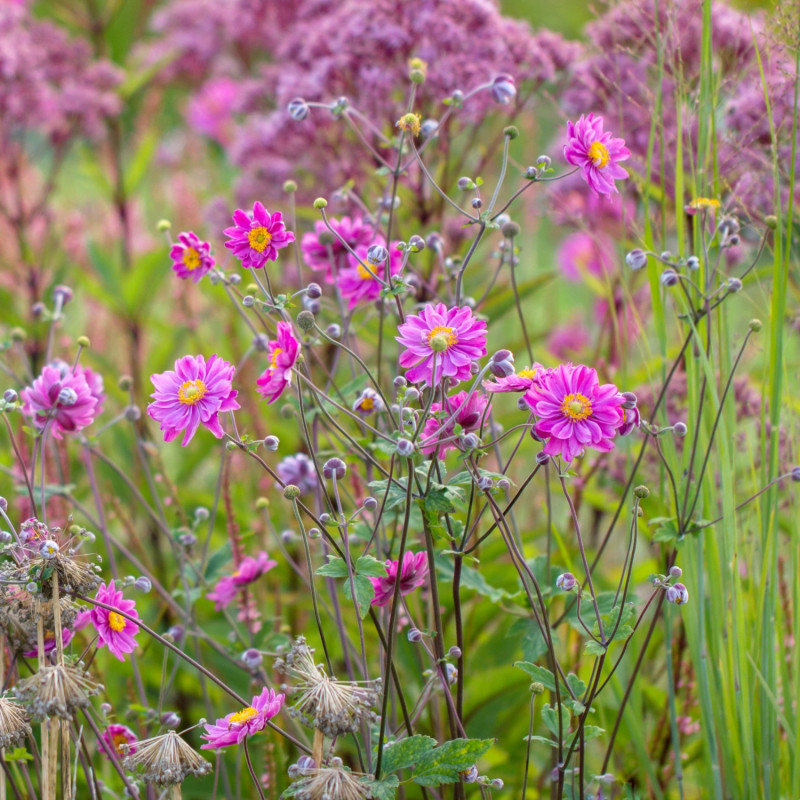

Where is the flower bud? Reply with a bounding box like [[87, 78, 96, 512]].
[[666, 582, 689, 605], [283, 484, 301, 500], [535, 451, 550, 466], [461, 433, 480, 450], [420, 118, 439, 139], [326, 323, 341, 339], [363, 496, 378, 511], [669, 565, 682, 578], [764, 214, 778, 230], [408, 234, 425, 251], [156, 219, 171, 232], [134, 576, 152, 592], [749, 319, 762, 332], [501, 221, 521, 239], [633, 485, 649, 498], [283, 180, 297, 193], [322, 457, 346, 480], [660, 269, 679, 287], [241, 648, 263, 669], [319, 513, 331, 523], [308, 527, 320, 539], [296, 310, 315, 331], [461, 765, 479, 783], [503, 125, 519, 139], [306, 282, 322, 299], [524, 166, 538, 179], [288, 98, 309, 121], [672, 422, 687, 437], [313, 197, 327, 209], [194, 507, 210, 521], [242, 295, 255, 308], [396, 438, 415, 457], [491, 74, 516, 105], [478, 476, 493, 491], [0, 497, 7, 511], [444, 662, 458, 684], [161, 712, 181, 728], [626, 249, 648, 271], [556, 572, 576, 591], [621, 391, 637, 410], [3, 389, 18, 403], [457, 177, 474, 191], [686, 256, 700, 270], [790, 466, 800, 482], [367, 244, 388, 264], [264, 435, 280, 451], [727, 277, 743, 293], [471, 198, 482, 209], [57, 388, 78, 406], [118, 375, 133, 390], [77, 335, 91, 348], [490, 779, 504, 790]]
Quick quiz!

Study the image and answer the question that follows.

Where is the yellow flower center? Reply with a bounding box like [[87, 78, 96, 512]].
[[675, 594, 685, 605], [359, 396, 375, 411], [427, 326, 457, 353], [357, 262, 377, 280], [248, 227, 272, 253], [518, 368, 537, 380], [561, 393, 593, 421], [396, 112, 422, 137], [228, 706, 258, 727], [178, 380, 207, 406], [108, 611, 126, 632], [587, 141, 610, 169], [270, 347, 282, 369], [689, 197, 720, 210], [182, 247, 201, 271], [112, 732, 129, 754]]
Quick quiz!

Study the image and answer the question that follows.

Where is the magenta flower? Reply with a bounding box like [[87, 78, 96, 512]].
[[89, 580, 140, 662], [21, 365, 99, 439], [338, 243, 403, 310], [557, 231, 614, 282], [23, 628, 73, 659], [147, 354, 240, 446], [396, 303, 487, 388], [201, 687, 284, 749], [49, 359, 105, 416], [301, 216, 372, 284], [276, 453, 317, 494], [170, 231, 215, 282], [617, 402, 641, 437], [256, 322, 299, 404], [370, 551, 429, 607], [483, 364, 546, 394], [523, 363, 625, 462], [224, 201, 295, 269], [207, 551, 278, 610], [564, 113, 630, 197], [101, 724, 137, 760], [420, 390, 489, 457], [186, 76, 239, 145]]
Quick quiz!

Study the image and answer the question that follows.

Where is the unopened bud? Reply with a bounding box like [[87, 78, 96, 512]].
[[283, 180, 298, 193], [283, 485, 301, 500], [491, 74, 516, 105], [672, 422, 687, 437], [396, 438, 415, 457], [288, 98, 309, 121], [633, 485, 650, 498], [313, 197, 327, 209], [322, 458, 346, 480], [501, 221, 520, 239], [264, 435, 280, 451], [626, 249, 648, 271], [3, 389, 18, 403], [134, 576, 152, 592], [503, 125, 519, 140], [76, 335, 90, 348], [156, 219, 171, 232]]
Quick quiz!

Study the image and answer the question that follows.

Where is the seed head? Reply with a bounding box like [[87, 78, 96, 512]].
[[15, 665, 102, 720], [122, 730, 211, 785]]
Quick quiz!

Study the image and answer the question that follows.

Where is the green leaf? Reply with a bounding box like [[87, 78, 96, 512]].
[[514, 662, 556, 692], [361, 775, 399, 800], [541, 703, 571, 738], [524, 735, 559, 748], [368, 477, 412, 511], [411, 738, 494, 787], [3, 747, 33, 762], [377, 735, 437, 774], [566, 673, 587, 698], [436, 554, 509, 604], [355, 555, 388, 578], [342, 574, 375, 618], [204, 543, 232, 581], [316, 556, 349, 578], [507, 617, 550, 660], [584, 640, 607, 656]]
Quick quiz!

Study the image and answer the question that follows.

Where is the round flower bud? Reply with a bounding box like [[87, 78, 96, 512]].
[[452, 89, 464, 103], [396, 438, 415, 457], [727, 277, 743, 293], [491, 74, 516, 105], [229, 274, 241, 285], [288, 98, 309, 121], [666, 582, 689, 605], [444, 662, 458, 685], [633, 485, 650, 498], [296, 310, 315, 331], [686, 256, 700, 270], [283, 180, 298, 193], [626, 249, 648, 271], [363, 496, 378, 511], [489, 358, 515, 378], [420, 118, 439, 139], [308, 527, 320, 539], [497, 478, 510, 491], [461, 433, 479, 450], [471, 197, 482, 209], [503, 125, 519, 140], [749, 319, 762, 332], [556, 572, 576, 591], [179, 532, 197, 546], [264, 435, 280, 451], [478, 476, 493, 491], [322, 458, 346, 480], [790, 466, 800, 482], [313, 197, 328, 209], [57, 388, 78, 406], [241, 648, 263, 669], [405, 388, 420, 403], [296, 755, 317, 775], [669, 565, 683, 578], [621, 391, 637, 409], [194, 507, 210, 521], [408, 234, 426, 251], [367, 244, 388, 264], [134, 576, 152, 592], [0, 531, 11, 543], [530, 682, 545, 695], [326, 323, 341, 339], [306, 282, 322, 300], [255, 497, 270, 509], [283, 484, 302, 500], [660, 269, 679, 287], [501, 221, 521, 239], [76, 335, 90, 348], [490, 779, 504, 790], [25, 582, 39, 593], [672, 422, 687, 437], [537, 154, 552, 169], [3, 389, 18, 403], [319, 513, 331, 524], [457, 177, 473, 191], [118, 375, 133, 390], [242, 295, 255, 308], [393, 376, 407, 390], [764, 214, 778, 230], [0, 497, 7, 511], [524, 166, 538, 179], [448, 646, 462, 659], [535, 451, 550, 466], [161, 711, 180, 728], [156, 219, 171, 232], [100, 703, 112, 716]]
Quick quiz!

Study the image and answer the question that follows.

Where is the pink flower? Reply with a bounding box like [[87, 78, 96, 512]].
[[201, 687, 284, 749], [49, 359, 105, 416], [617, 402, 641, 437], [370, 551, 429, 607], [224, 201, 295, 269], [147, 354, 240, 446], [101, 724, 137, 760], [523, 363, 625, 462], [396, 303, 487, 388], [338, 243, 403, 310], [170, 231, 215, 282], [21, 365, 99, 439], [483, 364, 546, 394], [256, 322, 299, 404], [548, 324, 591, 360], [207, 551, 278, 610], [22, 628, 73, 658], [89, 580, 140, 662], [557, 231, 614, 282], [564, 113, 630, 197], [73, 609, 92, 631], [301, 216, 372, 284], [419, 391, 489, 457], [187, 76, 239, 145]]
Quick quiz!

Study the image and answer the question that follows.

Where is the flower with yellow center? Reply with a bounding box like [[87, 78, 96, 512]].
[[227, 706, 258, 728], [248, 227, 273, 253], [112, 731, 130, 754], [181, 248, 201, 271], [587, 141, 610, 169], [270, 347, 282, 369], [518, 368, 537, 380], [561, 392, 593, 421], [687, 197, 720, 211], [178, 379, 207, 406], [108, 611, 126, 632], [357, 262, 377, 280], [359, 396, 375, 411], [396, 112, 422, 137], [427, 325, 458, 353]]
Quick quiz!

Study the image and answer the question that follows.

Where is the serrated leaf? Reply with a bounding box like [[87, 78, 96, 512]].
[[204, 543, 232, 581], [411, 738, 493, 787], [377, 735, 436, 774], [524, 735, 559, 748], [514, 662, 556, 692], [566, 673, 587, 698], [584, 639, 607, 656], [342, 574, 375, 618], [355, 555, 388, 578], [316, 556, 350, 578], [361, 775, 399, 800], [541, 703, 571, 738], [3, 747, 33, 762], [507, 617, 550, 660]]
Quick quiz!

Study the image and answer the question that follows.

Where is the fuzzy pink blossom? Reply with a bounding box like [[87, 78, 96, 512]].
[[396, 303, 487, 388], [483, 364, 546, 394], [201, 687, 284, 749], [557, 231, 615, 282], [89, 580, 140, 662], [101, 724, 137, 760], [301, 216, 372, 284], [224, 201, 295, 269], [187, 76, 240, 144], [49, 359, 105, 416], [22, 628, 73, 658], [207, 551, 278, 610], [256, 322, 300, 404], [564, 113, 630, 197], [338, 243, 403, 310], [370, 551, 429, 607], [147, 354, 240, 446], [21, 365, 99, 439], [523, 363, 625, 462], [420, 391, 489, 457], [170, 231, 215, 282]]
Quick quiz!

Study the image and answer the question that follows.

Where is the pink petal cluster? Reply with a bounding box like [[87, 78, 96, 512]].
[[564, 113, 630, 197], [186, 76, 239, 145], [301, 216, 372, 284], [207, 551, 278, 610], [557, 231, 614, 282], [101, 724, 137, 760], [49, 358, 106, 416], [21, 364, 99, 439], [90, 580, 140, 662], [201, 687, 284, 749], [256, 322, 300, 404], [338, 243, 403, 310], [147, 354, 240, 446], [23, 628, 73, 659], [523, 364, 626, 462], [170, 231, 215, 282], [224, 201, 295, 269], [483, 364, 546, 394], [370, 551, 429, 608], [396, 303, 487, 388], [420, 391, 489, 457]]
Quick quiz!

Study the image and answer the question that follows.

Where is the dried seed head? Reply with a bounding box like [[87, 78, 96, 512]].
[[122, 730, 212, 785], [0, 697, 32, 747], [291, 765, 372, 800], [14, 664, 102, 720]]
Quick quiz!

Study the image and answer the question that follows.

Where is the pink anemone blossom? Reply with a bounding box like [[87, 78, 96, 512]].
[[338, 243, 403, 310], [201, 687, 284, 749], [301, 216, 372, 283], [370, 551, 429, 607], [49, 359, 105, 416], [170, 231, 215, 282], [523, 363, 625, 462], [483, 364, 546, 394], [147, 354, 240, 446], [207, 551, 278, 610], [89, 580, 140, 662], [23, 628, 73, 659], [396, 303, 487, 388], [224, 201, 295, 269], [557, 231, 614, 282], [21, 365, 99, 439], [564, 113, 630, 197], [420, 391, 489, 457], [256, 322, 300, 404], [101, 724, 137, 760]]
